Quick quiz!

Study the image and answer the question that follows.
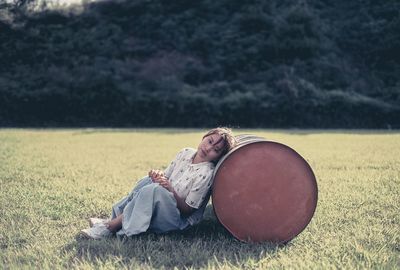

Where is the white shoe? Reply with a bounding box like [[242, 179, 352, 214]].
[[88, 217, 109, 227], [80, 223, 112, 239]]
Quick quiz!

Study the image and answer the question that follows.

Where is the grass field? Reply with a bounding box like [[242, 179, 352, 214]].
[[1, 129, 399, 269]]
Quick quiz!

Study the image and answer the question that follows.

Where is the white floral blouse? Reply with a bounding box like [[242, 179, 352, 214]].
[[164, 148, 215, 209]]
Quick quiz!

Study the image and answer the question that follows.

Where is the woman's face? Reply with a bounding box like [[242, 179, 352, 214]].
[[196, 133, 225, 163]]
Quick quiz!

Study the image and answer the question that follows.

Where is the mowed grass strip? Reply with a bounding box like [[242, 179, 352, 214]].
[[0, 129, 399, 269]]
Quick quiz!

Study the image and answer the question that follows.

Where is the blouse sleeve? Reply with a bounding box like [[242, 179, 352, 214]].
[[185, 168, 214, 209], [164, 148, 185, 179]]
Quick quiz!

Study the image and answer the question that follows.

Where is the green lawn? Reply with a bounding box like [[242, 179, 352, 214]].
[[1, 129, 399, 269]]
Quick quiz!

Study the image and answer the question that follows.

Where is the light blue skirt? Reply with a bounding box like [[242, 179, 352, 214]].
[[111, 177, 190, 237]]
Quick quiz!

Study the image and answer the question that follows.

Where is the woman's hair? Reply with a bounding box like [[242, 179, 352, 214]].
[[203, 127, 237, 159]]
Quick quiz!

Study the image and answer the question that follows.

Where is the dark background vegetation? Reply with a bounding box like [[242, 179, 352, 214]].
[[1, 0, 399, 128]]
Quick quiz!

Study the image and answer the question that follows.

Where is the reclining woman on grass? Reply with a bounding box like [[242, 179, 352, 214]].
[[81, 127, 236, 239]]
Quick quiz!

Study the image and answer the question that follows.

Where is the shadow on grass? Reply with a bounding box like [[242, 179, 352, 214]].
[[64, 206, 282, 269]]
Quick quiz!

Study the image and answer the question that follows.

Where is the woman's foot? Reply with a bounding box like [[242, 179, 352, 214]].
[[80, 222, 112, 239], [88, 217, 109, 227]]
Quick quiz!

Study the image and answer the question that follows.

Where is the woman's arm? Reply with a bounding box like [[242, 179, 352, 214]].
[[153, 176, 195, 216], [170, 189, 195, 216]]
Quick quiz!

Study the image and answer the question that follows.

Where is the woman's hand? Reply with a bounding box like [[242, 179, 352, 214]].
[[148, 169, 165, 181], [153, 176, 173, 192]]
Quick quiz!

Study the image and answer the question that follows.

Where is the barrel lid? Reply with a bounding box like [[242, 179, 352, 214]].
[[212, 136, 318, 243]]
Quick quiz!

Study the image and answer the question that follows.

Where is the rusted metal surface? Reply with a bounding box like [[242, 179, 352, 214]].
[[212, 135, 318, 243]]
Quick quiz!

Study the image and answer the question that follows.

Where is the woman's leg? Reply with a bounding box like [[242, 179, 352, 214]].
[[82, 177, 154, 239], [111, 176, 153, 219], [107, 214, 123, 232], [116, 183, 188, 236], [148, 186, 190, 233]]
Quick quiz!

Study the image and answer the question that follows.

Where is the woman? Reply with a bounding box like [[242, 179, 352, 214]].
[[81, 127, 236, 239]]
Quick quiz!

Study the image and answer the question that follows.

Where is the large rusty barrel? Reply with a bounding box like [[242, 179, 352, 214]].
[[212, 135, 318, 243]]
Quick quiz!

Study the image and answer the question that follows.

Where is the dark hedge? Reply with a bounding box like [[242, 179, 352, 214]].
[[0, 0, 399, 128]]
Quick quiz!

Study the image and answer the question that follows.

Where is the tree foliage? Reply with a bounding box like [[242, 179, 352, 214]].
[[0, 0, 398, 127]]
